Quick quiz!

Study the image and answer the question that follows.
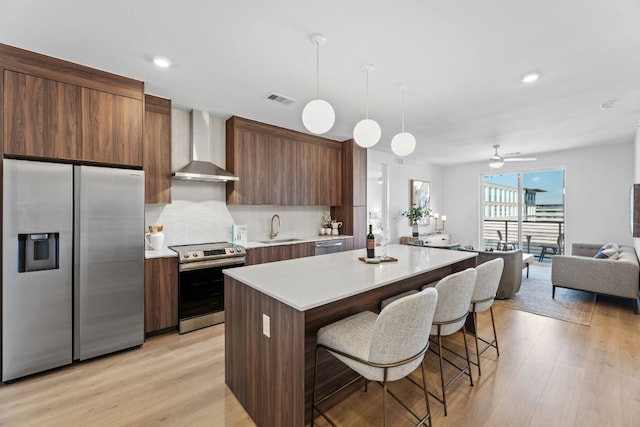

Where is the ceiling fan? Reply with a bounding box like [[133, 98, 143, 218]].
[[489, 144, 536, 168]]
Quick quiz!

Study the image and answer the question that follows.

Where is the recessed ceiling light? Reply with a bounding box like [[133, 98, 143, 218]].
[[152, 56, 171, 68], [522, 72, 540, 83]]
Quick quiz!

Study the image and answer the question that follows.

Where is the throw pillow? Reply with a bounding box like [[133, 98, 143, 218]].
[[594, 247, 619, 259], [600, 242, 620, 252]]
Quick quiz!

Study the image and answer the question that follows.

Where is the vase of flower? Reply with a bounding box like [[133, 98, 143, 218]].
[[402, 205, 432, 238]]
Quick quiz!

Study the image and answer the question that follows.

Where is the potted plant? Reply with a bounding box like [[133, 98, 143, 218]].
[[402, 205, 431, 237]]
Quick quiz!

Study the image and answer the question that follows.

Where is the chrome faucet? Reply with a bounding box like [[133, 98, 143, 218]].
[[270, 214, 281, 239]]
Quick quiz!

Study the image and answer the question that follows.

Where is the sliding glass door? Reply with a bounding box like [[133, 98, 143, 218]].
[[482, 169, 565, 261]]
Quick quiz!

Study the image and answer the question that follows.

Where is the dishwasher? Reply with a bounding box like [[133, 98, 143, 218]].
[[315, 239, 343, 255]]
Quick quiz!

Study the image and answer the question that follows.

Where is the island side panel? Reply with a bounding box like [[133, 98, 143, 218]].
[[225, 276, 306, 427], [302, 257, 476, 423]]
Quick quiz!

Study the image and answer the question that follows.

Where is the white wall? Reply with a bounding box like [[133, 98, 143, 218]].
[[144, 109, 326, 248], [443, 141, 634, 250], [367, 150, 445, 244]]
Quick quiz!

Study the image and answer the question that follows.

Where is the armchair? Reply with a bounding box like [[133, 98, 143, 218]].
[[459, 248, 523, 299]]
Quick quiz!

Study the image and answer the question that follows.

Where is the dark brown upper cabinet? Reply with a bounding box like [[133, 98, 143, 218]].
[[80, 88, 143, 166], [1, 43, 144, 168], [226, 116, 342, 206], [143, 94, 172, 204], [3, 70, 81, 160]]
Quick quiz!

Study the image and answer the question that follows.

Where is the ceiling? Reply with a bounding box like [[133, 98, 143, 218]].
[[2, 0, 640, 165]]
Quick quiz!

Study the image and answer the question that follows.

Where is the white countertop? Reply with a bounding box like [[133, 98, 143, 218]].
[[239, 234, 353, 249], [144, 235, 354, 259], [224, 244, 477, 311], [144, 247, 178, 259]]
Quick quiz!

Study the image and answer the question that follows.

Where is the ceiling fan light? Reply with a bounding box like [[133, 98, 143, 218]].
[[391, 132, 416, 156], [302, 99, 335, 134], [353, 118, 381, 148], [489, 156, 504, 168]]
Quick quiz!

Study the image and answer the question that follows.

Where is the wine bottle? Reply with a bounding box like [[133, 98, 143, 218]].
[[366, 225, 375, 258]]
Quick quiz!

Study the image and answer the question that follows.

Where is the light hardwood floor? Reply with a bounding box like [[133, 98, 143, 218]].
[[1, 293, 639, 426]]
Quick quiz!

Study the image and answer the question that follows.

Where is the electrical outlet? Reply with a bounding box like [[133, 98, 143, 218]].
[[262, 314, 270, 338]]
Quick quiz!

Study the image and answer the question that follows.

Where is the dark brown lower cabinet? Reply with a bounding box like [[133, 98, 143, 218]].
[[144, 257, 178, 335], [245, 242, 315, 265]]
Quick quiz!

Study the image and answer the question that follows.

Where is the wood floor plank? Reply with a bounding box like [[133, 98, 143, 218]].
[[529, 362, 584, 427]]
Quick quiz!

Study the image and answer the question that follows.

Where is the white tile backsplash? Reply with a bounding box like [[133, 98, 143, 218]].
[[227, 205, 329, 241], [146, 199, 328, 245], [145, 181, 235, 246]]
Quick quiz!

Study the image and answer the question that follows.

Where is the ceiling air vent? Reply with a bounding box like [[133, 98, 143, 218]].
[[267, 92, 296, 105], [600, 99, 617, 110]]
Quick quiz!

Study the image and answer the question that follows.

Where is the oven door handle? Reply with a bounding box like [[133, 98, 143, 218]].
[[179, 257, 246, 272]]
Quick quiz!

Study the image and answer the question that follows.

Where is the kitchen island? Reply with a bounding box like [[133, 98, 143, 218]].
[[224, 244, 477, 427]]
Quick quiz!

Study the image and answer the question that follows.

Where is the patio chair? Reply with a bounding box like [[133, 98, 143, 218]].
[[539, 233, 564, 262], [496, 230, 517, 251]]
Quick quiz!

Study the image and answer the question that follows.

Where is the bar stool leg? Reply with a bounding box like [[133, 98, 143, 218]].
[[437, 331, 447, 416], [383, 369, 389, 427], [490, 306, 500, 356], [473, 311, 482, 376], [462, 327, 474, 387]]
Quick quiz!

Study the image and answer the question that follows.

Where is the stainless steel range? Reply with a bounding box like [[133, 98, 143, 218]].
[[169, 242, 246, 334]]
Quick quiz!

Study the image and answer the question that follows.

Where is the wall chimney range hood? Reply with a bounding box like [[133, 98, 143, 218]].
[[172, 110, 238, 182]]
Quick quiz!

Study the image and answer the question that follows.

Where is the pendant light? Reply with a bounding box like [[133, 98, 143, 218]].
[[391, 85, 416, 156], [302, 33, 335, 135], [353, 64, 381, 148]]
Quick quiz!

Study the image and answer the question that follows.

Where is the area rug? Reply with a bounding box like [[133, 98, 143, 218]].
[[494, 263, 596, 325]]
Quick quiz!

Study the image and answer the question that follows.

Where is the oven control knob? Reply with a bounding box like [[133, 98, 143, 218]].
[[184, 253, 190, 258], [193, 253, 198, 258]]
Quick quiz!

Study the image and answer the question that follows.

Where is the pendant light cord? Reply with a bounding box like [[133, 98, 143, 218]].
[[316, 41, 320, 99], [365, 69, 370, 119], [401, 87, 406, 132]]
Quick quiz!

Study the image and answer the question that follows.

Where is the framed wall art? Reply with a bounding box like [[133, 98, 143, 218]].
[[410, 179, 431, 225]]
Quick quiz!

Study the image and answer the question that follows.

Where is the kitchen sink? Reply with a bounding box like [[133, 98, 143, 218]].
[[258, 238, 304, 244]]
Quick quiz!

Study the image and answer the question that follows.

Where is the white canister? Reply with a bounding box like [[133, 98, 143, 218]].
[[145, 231, 165, 250]]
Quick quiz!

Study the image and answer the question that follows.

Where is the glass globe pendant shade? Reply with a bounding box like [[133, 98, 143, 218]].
[[391, 131, 416, 156], [353, 118, 381, 148], [302, 99, 335, 135]]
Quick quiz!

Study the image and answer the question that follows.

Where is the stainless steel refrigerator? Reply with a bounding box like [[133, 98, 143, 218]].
[[2, 159, 144, 382]]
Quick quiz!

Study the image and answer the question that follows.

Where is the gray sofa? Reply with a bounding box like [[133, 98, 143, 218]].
[[551, 243, 640, 313], [459, 248, 523, 299]]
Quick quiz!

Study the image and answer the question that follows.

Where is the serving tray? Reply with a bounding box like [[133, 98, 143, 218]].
[[358, 256, 398, 263]]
